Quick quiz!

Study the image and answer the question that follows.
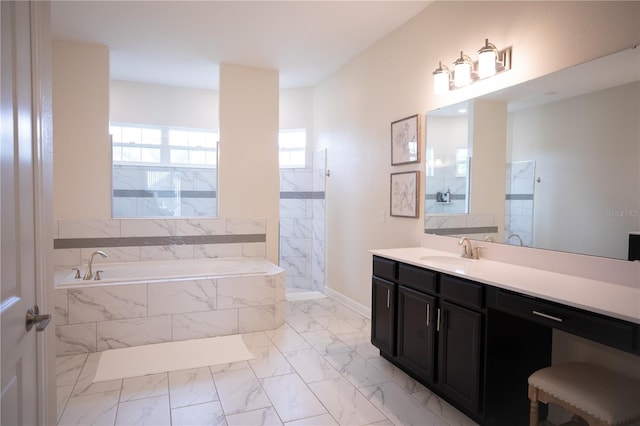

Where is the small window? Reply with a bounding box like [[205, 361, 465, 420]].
[[279, 129, 306, 168]]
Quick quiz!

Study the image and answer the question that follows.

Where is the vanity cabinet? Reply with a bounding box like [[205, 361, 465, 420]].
[[371, 277, 396, 355], [396, 263, 437, 383], [397, 285, 437, 384], [373, 257, 486, 419], [371, 257, 398, 355], [371, 256, 551, 425], [438, 300, 482, 413]]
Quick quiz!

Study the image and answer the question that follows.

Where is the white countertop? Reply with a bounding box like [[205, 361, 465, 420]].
[[371, 247, 640, 325]]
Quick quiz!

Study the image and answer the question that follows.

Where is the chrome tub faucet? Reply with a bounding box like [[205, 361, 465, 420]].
[[83, 250, 107, 280]]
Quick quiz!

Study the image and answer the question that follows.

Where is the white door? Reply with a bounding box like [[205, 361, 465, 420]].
[[1, 2, 51, 425]]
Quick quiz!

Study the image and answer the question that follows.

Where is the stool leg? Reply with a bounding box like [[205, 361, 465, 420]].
[[528, 385, 539, 426], [530, 399, 539, 426]]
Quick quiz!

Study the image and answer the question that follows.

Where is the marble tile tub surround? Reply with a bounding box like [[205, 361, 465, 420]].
[[421, 233, 640, 289], [53, 217, 267, 271], [54, 268, 286, 356]]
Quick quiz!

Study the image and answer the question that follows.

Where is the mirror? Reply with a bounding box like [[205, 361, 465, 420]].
[[425, 46, 640, 260]]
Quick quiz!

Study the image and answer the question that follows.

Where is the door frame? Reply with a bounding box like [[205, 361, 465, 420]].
[[30, 1, 56, 424]]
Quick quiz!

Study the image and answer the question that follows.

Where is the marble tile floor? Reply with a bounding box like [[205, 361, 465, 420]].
[[56, 296, 479, 426]]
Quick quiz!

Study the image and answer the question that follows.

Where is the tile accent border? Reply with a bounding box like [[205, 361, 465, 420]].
[[505, 194, 534, 200], [113, 189, 217, 198], [425, 226, 499, 236], [54, 234, 266, 249], [279, 191, 325, 199]]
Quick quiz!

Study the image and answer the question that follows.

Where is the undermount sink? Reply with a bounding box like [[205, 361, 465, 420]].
[[419, 255, 476, 270]]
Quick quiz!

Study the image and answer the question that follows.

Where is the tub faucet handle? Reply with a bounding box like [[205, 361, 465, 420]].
[[94, 270, 103, 281], [72, 267, 81, 279]]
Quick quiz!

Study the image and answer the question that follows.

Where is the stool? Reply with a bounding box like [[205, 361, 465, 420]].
[[528, 362, 640, 426]]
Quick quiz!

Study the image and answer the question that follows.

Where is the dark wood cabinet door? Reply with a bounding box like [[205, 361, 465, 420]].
[[397, 286, 436, 384], [438, 301, 482, 414], [371, 277, 396, 355]]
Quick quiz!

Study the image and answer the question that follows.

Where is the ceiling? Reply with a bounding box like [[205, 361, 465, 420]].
[[51, 1, 431, 90]]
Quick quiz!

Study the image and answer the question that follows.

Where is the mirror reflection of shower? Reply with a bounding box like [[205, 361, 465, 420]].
[[425, 104, 470, 216]]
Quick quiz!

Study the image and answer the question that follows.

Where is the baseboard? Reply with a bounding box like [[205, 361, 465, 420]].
[[324, 286, 371, 319]]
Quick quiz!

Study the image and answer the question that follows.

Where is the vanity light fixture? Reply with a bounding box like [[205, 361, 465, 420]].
[[432, 39, 512, 93]]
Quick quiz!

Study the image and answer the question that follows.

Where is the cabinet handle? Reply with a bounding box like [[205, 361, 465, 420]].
[[532, 310, 563, 323], [436, 308, 441, 332], [426, 303, 430, 326], [386, 289, 390, 309]]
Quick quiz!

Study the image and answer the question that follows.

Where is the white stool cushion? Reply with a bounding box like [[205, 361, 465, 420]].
[[528, 362, 640, 425]]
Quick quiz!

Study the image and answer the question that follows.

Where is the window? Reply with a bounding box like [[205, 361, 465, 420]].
[[110, 124, 218, 167], [279, 129, 306, 168]]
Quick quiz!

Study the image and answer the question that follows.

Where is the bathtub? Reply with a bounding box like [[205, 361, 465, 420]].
[[56, 257, 278, 287], [54, 257, 285, 355]]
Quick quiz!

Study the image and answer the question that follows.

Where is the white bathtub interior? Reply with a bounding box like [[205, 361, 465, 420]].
[[56, 257, 275, 287]]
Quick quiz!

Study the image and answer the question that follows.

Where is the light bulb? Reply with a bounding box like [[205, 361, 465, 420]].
[[478, 39, 500, 78], [432, 61, 450, 94], [453, 60, 471, 87]]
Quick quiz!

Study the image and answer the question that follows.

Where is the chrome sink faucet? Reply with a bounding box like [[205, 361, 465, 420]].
[[459, 237, 474, 258], [459, 237, 483, 259], [507, 233, 524, 247], [83, 250, 107, 280]]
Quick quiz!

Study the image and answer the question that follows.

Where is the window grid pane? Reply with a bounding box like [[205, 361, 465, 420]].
[[279, 129, 306, 168]]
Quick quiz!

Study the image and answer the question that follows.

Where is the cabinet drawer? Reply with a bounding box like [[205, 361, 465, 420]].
[[440, 275, 483, 309], [492, 289, 638, 355], [398, 263, 436, 294], [373, 256, 397, 281]]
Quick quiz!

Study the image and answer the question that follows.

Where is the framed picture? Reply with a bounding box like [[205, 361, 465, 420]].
[[390, 171, 419, 218], [391, 114, 421, 165]]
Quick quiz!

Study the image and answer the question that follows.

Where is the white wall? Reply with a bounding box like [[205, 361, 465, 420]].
[[280, 87, 313, 130], [280, 87, 315, 167], [314, 1, 640, 308], [218, 63, 280, 263], [110, 80, 219, 129], [52, 40, 110, 219]]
